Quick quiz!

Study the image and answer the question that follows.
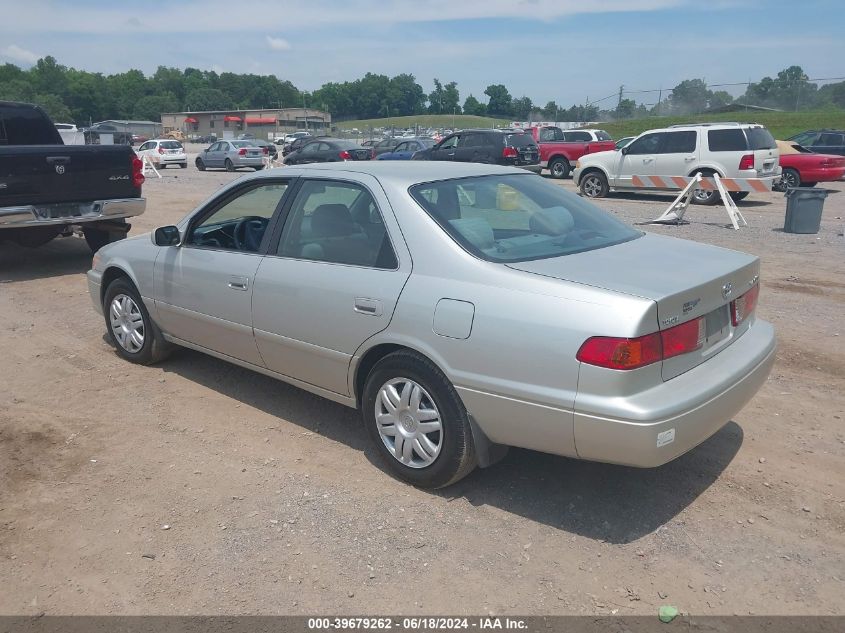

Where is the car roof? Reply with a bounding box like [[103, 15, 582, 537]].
[[254, 160, 528, 187]]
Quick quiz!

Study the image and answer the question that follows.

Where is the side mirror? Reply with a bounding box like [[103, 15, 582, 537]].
[[621, 147, 630, 155], [154, 225, 181, 247]]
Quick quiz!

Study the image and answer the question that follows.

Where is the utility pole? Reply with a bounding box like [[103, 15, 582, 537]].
[[656, 87, 662, 117], [617, 85, 624, 111]]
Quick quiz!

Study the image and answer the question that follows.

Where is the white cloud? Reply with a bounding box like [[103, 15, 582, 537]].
[[266, 35, 291, 51], [0, 0, 690, 32], [2, 44, 40, 64]]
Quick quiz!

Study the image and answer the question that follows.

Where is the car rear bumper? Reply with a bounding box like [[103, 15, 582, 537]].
[[0, 198, 145, 229], [234, 157, 265, 167], [573, 319, 776, 467]]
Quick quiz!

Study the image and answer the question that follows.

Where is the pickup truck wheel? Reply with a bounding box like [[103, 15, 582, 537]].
[[195, 158, 206, 171], [225, 159, 235, 172], [362, 350, 477, 489], [549, 157, 571, 179], [103, 278, 172, 365], [83, 219, 126, 253], [579, 171, 609, 198]]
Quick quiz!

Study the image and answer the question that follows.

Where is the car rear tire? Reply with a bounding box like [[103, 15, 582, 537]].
[[225, 159, 235, 172], [549, 157, 571, 179], [691, 171, 720, 205], [195, 158, 205, 171], [781, 168, 801, 189], [579, 171, 609, 198], [83, 219, 127, 253], [362, 350, 477, 489], [103, 277, 172, 365]]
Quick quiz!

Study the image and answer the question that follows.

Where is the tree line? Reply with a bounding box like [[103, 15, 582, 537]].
[[1, 57, 843, 125]]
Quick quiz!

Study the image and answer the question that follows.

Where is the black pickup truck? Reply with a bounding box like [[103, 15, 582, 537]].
[[0, 101, 145, 251]]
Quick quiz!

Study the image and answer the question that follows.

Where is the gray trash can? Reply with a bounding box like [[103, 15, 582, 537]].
[[783, 187, 827, 234]]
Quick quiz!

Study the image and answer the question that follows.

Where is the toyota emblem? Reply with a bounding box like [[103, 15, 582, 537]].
[[722, 282, 733, 299]]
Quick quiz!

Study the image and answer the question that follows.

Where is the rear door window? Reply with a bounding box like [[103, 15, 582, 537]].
[[708, 129, 748, 151], [0, 105, 63, 145], [817, 132, 845, 146], [505, 133, 536, 147], [660, 131, 697, 153]]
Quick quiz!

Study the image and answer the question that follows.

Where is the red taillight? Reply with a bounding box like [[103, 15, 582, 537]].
[[731, 283, 759, 326], [157, 147, 164, 154], [262, 147, 268, 155], [577, 317, 705, 370], [502, 146, 518, 159], [131, 156, 144, 189], [576, 333, 662, 370], [339, 150, 351, 160], [738, 154, 754, 170], [238, 148, 247, 156], [661, 317, 705, 359]]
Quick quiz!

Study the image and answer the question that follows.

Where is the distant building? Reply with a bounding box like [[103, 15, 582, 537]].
[[92, 119, 162, 138], [160, 108, 331, 139]]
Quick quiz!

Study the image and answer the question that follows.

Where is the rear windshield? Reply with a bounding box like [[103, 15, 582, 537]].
[[594, 130, 612, 141], [746, 127, 776, 150], [334, 140, 362, 149], [231, 141, 256, 148], [0, 105, 63, 145], [504, 133, 536, 147], [159, 141, 182, 149], [410, 174, 641, 263]]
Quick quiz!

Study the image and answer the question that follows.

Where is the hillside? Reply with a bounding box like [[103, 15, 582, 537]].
[[335, 114, 508, 131], [591, 109, 845, 141], [334, 109, 845, 141]]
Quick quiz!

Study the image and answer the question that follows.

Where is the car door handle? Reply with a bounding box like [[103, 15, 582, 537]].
[[684, 156, 695, 162], [228, 276, 249, 291], [643, 157, 653, 163], [447, 152, 456, 156], [354, 297, 383, 316]]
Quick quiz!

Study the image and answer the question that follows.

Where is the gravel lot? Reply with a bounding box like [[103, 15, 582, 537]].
[[1, 158, 844, 616]]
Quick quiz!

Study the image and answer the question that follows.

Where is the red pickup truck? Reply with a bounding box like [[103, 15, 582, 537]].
[[526, 126, 616, 179]]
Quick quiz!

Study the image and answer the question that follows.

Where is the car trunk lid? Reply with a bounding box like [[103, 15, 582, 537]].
[[506, 233, 760, 380]]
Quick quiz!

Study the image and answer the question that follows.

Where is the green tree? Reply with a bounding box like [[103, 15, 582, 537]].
[[541, 101, 559, 119], [668, 79, 711, 114], [614, 98, 636, 119], [511, 96, 533, 120], [463, 94, 486, 116], [133, 94, 180, 121], [31, 93, 72, 122], [709, 90, 733, 109], [388, 73, 426, 115], [483, 84, 512, 117], [184, 87, 233, 111]]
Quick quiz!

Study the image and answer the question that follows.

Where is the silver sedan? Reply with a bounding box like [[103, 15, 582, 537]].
[[87, 162, 776, 488], [195, 140, 266, 171]]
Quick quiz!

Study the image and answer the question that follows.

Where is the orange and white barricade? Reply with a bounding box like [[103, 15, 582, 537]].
[[639, 173, 758, 230]]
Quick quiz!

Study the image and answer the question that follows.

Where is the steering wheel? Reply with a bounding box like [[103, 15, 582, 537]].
[[233, 216, 267, 252]]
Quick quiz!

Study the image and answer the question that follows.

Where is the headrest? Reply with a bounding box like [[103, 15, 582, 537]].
[[529, 206, 575, 235], [432, 187, 460, 220], [311, 204, 356, 237], [449, 218, 495, 250]]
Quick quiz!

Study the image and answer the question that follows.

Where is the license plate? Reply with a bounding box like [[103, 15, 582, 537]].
[[704, 305, 730, 346]]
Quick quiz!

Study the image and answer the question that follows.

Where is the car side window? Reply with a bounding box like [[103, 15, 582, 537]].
[[277, 180, 398, 269], [818, 133, 843, 146], [458, 133, 482, 148], [394, 142, 408, 152], [301, 142, 319, 154], [626, 133, 662, 155], [186, 182, 289, 253], [438, 135, 459, 150], [565, 131, 591, 142], [660, 131, 696, 154]]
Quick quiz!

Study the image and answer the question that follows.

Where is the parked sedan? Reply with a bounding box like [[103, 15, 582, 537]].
[[376, 138, 435, 160], [87, 162, 775, 488], [283, 138, 373, 165], [136, 139, 187, 169], [195, 140, 266, 171], [413, 129, 541, 173], [251, 139, 279, 159], [774, 140, 845, 190]]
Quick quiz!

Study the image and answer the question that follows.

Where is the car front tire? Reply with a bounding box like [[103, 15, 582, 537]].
[[579, 171, 609, 198], [225, 159, 235, 172], [103, 277, 172, 365], [362, 350, 477, 489], [195, 158, 205, 171]]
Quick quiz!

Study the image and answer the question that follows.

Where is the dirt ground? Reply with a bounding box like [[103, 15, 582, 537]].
[[1, 158, 844, 616]]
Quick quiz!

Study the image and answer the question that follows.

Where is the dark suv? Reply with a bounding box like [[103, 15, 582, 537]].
[[413, 129, 541, 172], [787, 129, 845, 156]]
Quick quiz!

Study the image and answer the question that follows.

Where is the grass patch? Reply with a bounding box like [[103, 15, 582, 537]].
[[335, 114, 509, 131], [592, 109, 845, 141]]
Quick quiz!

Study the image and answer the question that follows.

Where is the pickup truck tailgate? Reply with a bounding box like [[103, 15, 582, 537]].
[[0, 144, 140, 207]]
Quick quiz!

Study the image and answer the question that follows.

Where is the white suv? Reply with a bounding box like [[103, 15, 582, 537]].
[[136, 139, 187, 169], [573, 123, 781, 204]]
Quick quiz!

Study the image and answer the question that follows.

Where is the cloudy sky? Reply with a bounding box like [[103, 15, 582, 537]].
[[1, 0, 843, 106]]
